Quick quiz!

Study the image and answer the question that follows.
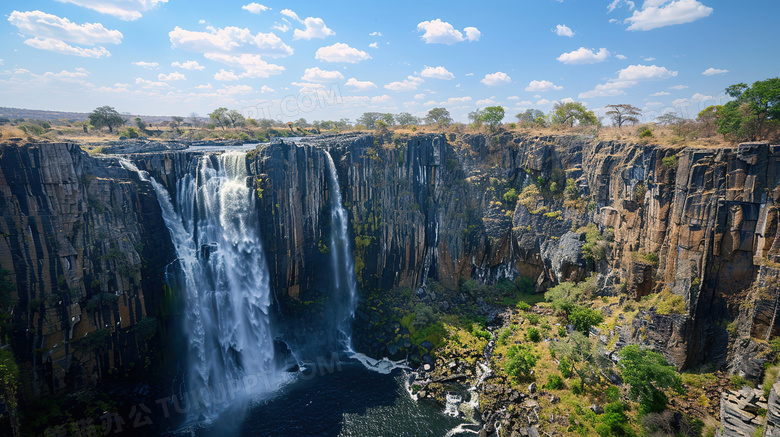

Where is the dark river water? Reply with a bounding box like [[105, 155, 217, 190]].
[[177, 360, 472, 437]]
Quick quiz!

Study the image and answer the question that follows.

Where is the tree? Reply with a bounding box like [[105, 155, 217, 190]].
[[655, 112, 687, 136], [505, 344, 537, 382], [396, 112, 420, 126], [618, 345, 683, 414], [357, 112, 382, 128], [189, 112, 202, 127], [380, 113, 395, 126], [88, 106, 125, 133], [551, 102, 598, 127], [605, 104, 642, 128], [717, 77, 780, 141], [516, 109, 545, 125], [696, 105, 721, 137], [425, 108, 452, 127], [209, 107, 229, 130], [171, 116, 184, 130], [480, 106, 505, 132], [134, 117, 147, 132], [468, 109, 485, 128], [225, 109, 245, 128]]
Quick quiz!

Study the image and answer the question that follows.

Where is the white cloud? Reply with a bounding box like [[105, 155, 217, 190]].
[[651, 91, 670, 96], [555, 24, 574, 37], [135, 77, 170, 89], [626, 0, 713, 31], [643, 57, 656, 61], [23, 38, 111, 58], [9, 11, 123, 46], [702, 67, 728, 76], [369, 31, 382, 36], [465, 73, 474, 77], [345, 78, 377, 90], [644, 101, 664, 109], [241, 3, 269, 14], [464, 27, 481, 41], [557, 47, 610, 64], [481, 72, 511, 86], [169, 26, 293, 57], [447, 96, 472, 104], [420, 66, 454, 80], [536, 99, 552, 105], [560, 97, 575, 104], [414, 93, 425, 100], [221, 84, 253, 94], [670, 84, 688, 90], [171, 60, 204, 70], [385, 76, 424, 91], [260, 85, 274, 93], [369, 42, 378, 49], [43, 68, 88, 78], [525, 80, 562, 92], [579, 63, 677, 98], [607, 0, 636, 13], [204, 53, 285, 78], [515, 100, 534, 106], [617, 64, 677, 81], [476, 97, 496, 106], [195, 83, 212, 89], [293, 17, 335, 40], [280, 9, 301, 22], [133, 61, 158, 69], [507, 96, 519, 100], [158, 71, 186, 81], [615, 54, 628, 60], [416, 19, 479, 44], [290, 82, 327, 93], [315, 43, 371, 63], [214, 69, 239, 81], [273, 23, 289, 32], [372, 95, 393, 104], [53, 0, 167, 21], [301, 67, 343, 82]]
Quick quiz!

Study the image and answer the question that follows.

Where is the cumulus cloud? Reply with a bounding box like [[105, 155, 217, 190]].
[[315, 43, 371, 63], [476, 98, 497, 106], [369, 31, 382, 36], [169, 26, 293, 57], [204, 53, 285, 78], [133, 61, 158, 68], [43, 68, 88, 78], [171, 60, 204, 70], [372, 95, 393, 104], [481, 72, 511, 86], [420, 66, 454, 80], [384, 76, 424, 91], [650, 91, 670, 96], [607, 0, 636, 13], [301, 67, 344, 82], [702, 67, 728, 76], [293, 17, 335, 40], [345, 78, 377, 90], [579, 64, 678, 98], [53, 0, 167, 21], [280, 9, 301, 22], [214, 69, 239, 81], [416, 19, 479, 44], [369, 42, 378, 49], [525, 80, 563, 92], [8, 10, 123, 57], [241, 3, 269, 14], [158, 71, 185, 81], [557, 47, 610, 64], [135, 77, 169, 89], [555, 24, 574, 37], [615, 54, 628, 60], [626, 0, 713, 31]]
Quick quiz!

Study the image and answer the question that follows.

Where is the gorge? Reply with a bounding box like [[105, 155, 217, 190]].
[[1, 132, 779, 436]]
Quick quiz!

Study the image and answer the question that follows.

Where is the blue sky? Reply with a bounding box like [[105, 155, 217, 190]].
[[1, 0, 778, 124]]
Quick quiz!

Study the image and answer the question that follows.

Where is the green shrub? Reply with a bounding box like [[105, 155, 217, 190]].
[[558, 326, 567, 337], [506, 344, 537, 382], [639, 127, 653, 138], [571, 378, 584, 395], [527, 327, 541, 342], [559, 356, 573, 378], [662, 155, 678, 168], [605, 386, 620, 403], [569, 306, 604, 332], [730, 374, 754, 389], [526, 314, 540, 325], [544, 374, 565, 390], [503, 188, 519, 204], [516, 301, 531, 311]]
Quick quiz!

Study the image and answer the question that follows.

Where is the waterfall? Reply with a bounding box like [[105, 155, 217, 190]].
[[323, 150, 358, 349], [124, 153, 279, 422]]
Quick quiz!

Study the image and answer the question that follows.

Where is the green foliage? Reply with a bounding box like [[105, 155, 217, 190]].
[[656, 290, 686, 315], [526, 313, 540, 325], [716, 78, 780, 142], [571, 378, 584, 395], [618, 345, 683, 414], [661, 155, 678, 168], [639, 127, 653, 138], [503, 188, 519, 204], [730, 374, 755, 389], [89, 106, 125, 133], [559, 356, 573, 378], [606, 104, 642, 128], [606, 386, 620, 403], [545, 282, 585, 314], [425, 107, 453, 127], [764, 366, 780, 398], [72, 328, 111, 353], [480, 106, 505, 131], [516, 301, 531, 311], [516, 109, 545, 125], [506, 344, 538, 382], [569, 306, 604, 333], [643, 252, 659, 264], [581, 223, 607, 262], [551, 101, 598, 127], [119, 126, 139, 138], [527, 327, 541, 342], [598, 402, 635, 437], [544, 374, 565, 390]]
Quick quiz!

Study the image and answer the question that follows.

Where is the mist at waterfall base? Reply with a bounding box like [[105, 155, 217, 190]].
[[122, 152, 472, 436]]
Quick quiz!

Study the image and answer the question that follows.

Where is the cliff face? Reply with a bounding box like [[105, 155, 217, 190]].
[[0, 143, 175, 402]]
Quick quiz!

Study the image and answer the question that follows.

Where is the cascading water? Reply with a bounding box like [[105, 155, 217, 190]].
[[323, 150, 358, 348], [124, 153, 280, 423]]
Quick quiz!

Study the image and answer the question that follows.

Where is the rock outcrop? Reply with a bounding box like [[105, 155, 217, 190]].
[[720, 386, 767, 436]]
